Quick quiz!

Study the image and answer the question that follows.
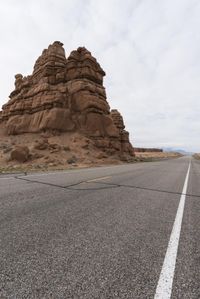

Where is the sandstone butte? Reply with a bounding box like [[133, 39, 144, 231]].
[[0, 41, 134, 168]]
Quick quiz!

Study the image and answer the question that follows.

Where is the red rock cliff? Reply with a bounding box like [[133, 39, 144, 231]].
[[0, 41, 134, 158]]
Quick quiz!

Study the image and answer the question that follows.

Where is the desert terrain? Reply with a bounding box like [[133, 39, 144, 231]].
[[0, 41, 181, 173]]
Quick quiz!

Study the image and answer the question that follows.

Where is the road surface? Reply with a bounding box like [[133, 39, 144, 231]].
[[0, 156, 200, 298]]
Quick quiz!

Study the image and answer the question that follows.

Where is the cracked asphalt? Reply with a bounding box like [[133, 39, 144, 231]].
[[0, 156, 199, 298]]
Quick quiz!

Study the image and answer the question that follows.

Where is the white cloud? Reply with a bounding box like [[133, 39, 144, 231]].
[[0, 0, 200, 151]]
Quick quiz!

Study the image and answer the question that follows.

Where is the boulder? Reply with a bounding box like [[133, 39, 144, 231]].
[[34, 139, 49, 150], [10, 146, 29, 162]]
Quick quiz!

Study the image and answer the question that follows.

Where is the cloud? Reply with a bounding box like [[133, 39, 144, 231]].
[[0, 0, 200, 151]]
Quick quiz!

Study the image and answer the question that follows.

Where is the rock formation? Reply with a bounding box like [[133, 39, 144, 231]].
[[134, 148, 163, 152], [0, 41, 134, 159], [110, 109, 133, 156]]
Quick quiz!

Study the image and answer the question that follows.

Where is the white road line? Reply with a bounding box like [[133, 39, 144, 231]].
[[87, 176, 111, 182], [154, 162, 191, 299]]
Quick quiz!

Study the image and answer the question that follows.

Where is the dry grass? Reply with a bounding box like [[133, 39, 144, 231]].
[[135, 151, 182, 161], [193, 153, 200, 160]]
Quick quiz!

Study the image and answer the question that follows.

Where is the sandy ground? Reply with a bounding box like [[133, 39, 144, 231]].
[[193, 153, 200, 160], [134, 151, 181, 160], [0, 124, 128, 173], [0, 124, 181, 173]]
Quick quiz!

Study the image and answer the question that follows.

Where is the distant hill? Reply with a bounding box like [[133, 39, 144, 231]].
[[163, 147, 193, 156]]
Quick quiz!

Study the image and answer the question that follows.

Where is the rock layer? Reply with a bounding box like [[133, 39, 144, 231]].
[[134, 148, 163, 152], [0, 41, 134, 158]]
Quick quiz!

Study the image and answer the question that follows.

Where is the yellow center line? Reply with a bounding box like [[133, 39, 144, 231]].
[[86, 176, 111, 183]]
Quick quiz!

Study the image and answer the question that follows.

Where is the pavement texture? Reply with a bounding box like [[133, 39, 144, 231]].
[[0, 156, 199, 298]]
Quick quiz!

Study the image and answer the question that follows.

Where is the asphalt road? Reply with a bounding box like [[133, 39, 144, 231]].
[[0, 156, 199, 298]]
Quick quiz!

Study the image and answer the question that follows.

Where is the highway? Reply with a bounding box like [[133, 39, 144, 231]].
[[0, 156, 199, 298]]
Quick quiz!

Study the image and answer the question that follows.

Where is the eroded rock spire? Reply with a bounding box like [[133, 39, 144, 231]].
[[0, 41, 134, 158]]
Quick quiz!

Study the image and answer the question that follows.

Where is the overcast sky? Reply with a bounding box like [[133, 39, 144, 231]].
[[0, 0, 200, 151]]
